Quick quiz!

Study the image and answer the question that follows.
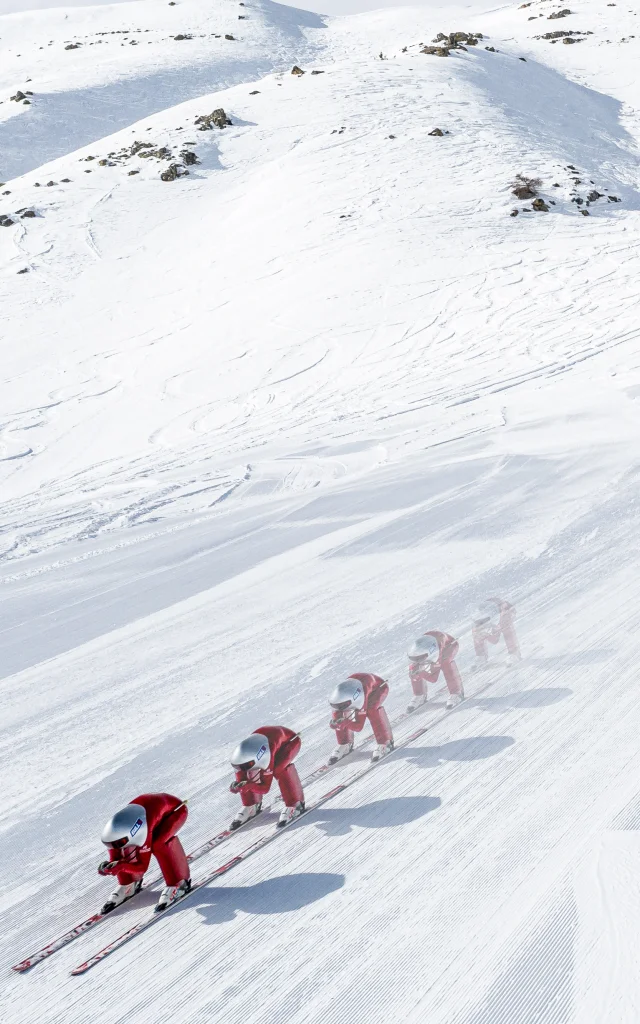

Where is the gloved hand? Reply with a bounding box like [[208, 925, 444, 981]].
[[330, 715, 353, 730], [97, 860, 117, 876], [331, 707, 355, 726], [229, 779, 247, 794]]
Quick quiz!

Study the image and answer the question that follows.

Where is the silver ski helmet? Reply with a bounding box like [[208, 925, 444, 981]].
[[101, 803, 148, 849], [407, 635, 439, 664], [473, 602, 498, 627], [230, 733, 271, 772], [329, 678, 365, 713]]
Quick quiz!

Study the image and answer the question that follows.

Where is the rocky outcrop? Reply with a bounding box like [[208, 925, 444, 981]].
[[422, 31, 483, 55], [160, 163, 182, 182], [139, 146, 172, 160], [511, 175, 541, 200], [195, 108, 232, 130], [536, 29, 591, 41]]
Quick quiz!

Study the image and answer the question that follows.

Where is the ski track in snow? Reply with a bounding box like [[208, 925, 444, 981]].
[[2, 0, 640, 1020]]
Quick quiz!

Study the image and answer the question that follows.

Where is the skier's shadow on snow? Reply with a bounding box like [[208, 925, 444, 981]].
[[402, 734, 515, 769], [190, 872, 345, 925], [311, 795, 441, 837], [469, 688, 572, 712]]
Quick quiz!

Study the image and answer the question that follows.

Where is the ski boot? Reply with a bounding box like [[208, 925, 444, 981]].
[[101, 879, 142, 915], [446, 692, 464, 709], [155, 878, 191, 913], [277, 801, 305, 828], [406, 693, 427, 714], [470, 656, 489, 674], [328, 742, 354, 765], [371, 740, 394, 762], [230, 801, 262, 831]]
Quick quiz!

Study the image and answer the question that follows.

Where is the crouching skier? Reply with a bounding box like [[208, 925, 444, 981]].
[[407, 631, 464, 712], [329, 673, 394, 765], [230, 726, 305, 830], [472, 598, 521, 669], [98, 793, 191, 914]]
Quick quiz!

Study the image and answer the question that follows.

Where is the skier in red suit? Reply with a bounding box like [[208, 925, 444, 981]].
[[328, 673, 394, 764], [98, 792, 190, 914], [230, 725, 305, 830], [407, 631, 464, 712], [472, 598, 521, 667]]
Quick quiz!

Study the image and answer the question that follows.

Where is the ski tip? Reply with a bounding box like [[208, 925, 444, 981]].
[[11, 962, 31, 973], [70, 963, 90, 976]]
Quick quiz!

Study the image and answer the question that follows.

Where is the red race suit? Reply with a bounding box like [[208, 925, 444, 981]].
[[331, 673, 393, 746], [232, 726, 304, 809], [409, 631, 463, 698], [102, 792, 189, 887], [472, 599, 520, 660]]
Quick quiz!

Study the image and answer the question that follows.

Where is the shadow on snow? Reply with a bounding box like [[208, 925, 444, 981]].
[[311, 795, 442, 837], [190, 870, 344, 924], [461, 48, 640, 208], [471, 687, 572, 712], [402, 734, 515, 768]]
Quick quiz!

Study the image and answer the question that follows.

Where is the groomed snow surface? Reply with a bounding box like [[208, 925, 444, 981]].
[[2, 0, 640, 1021]]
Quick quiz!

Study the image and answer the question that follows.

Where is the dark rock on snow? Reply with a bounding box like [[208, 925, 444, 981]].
[[195, 108, 232, 129], [160, 163, 181, 181]]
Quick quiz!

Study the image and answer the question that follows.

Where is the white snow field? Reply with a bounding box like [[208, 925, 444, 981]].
[[2, 0, 640, 1020]]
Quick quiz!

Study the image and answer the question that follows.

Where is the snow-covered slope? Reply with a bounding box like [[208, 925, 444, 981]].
[[0, 0, 327, 180], [2, 0, 640, 1021]]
